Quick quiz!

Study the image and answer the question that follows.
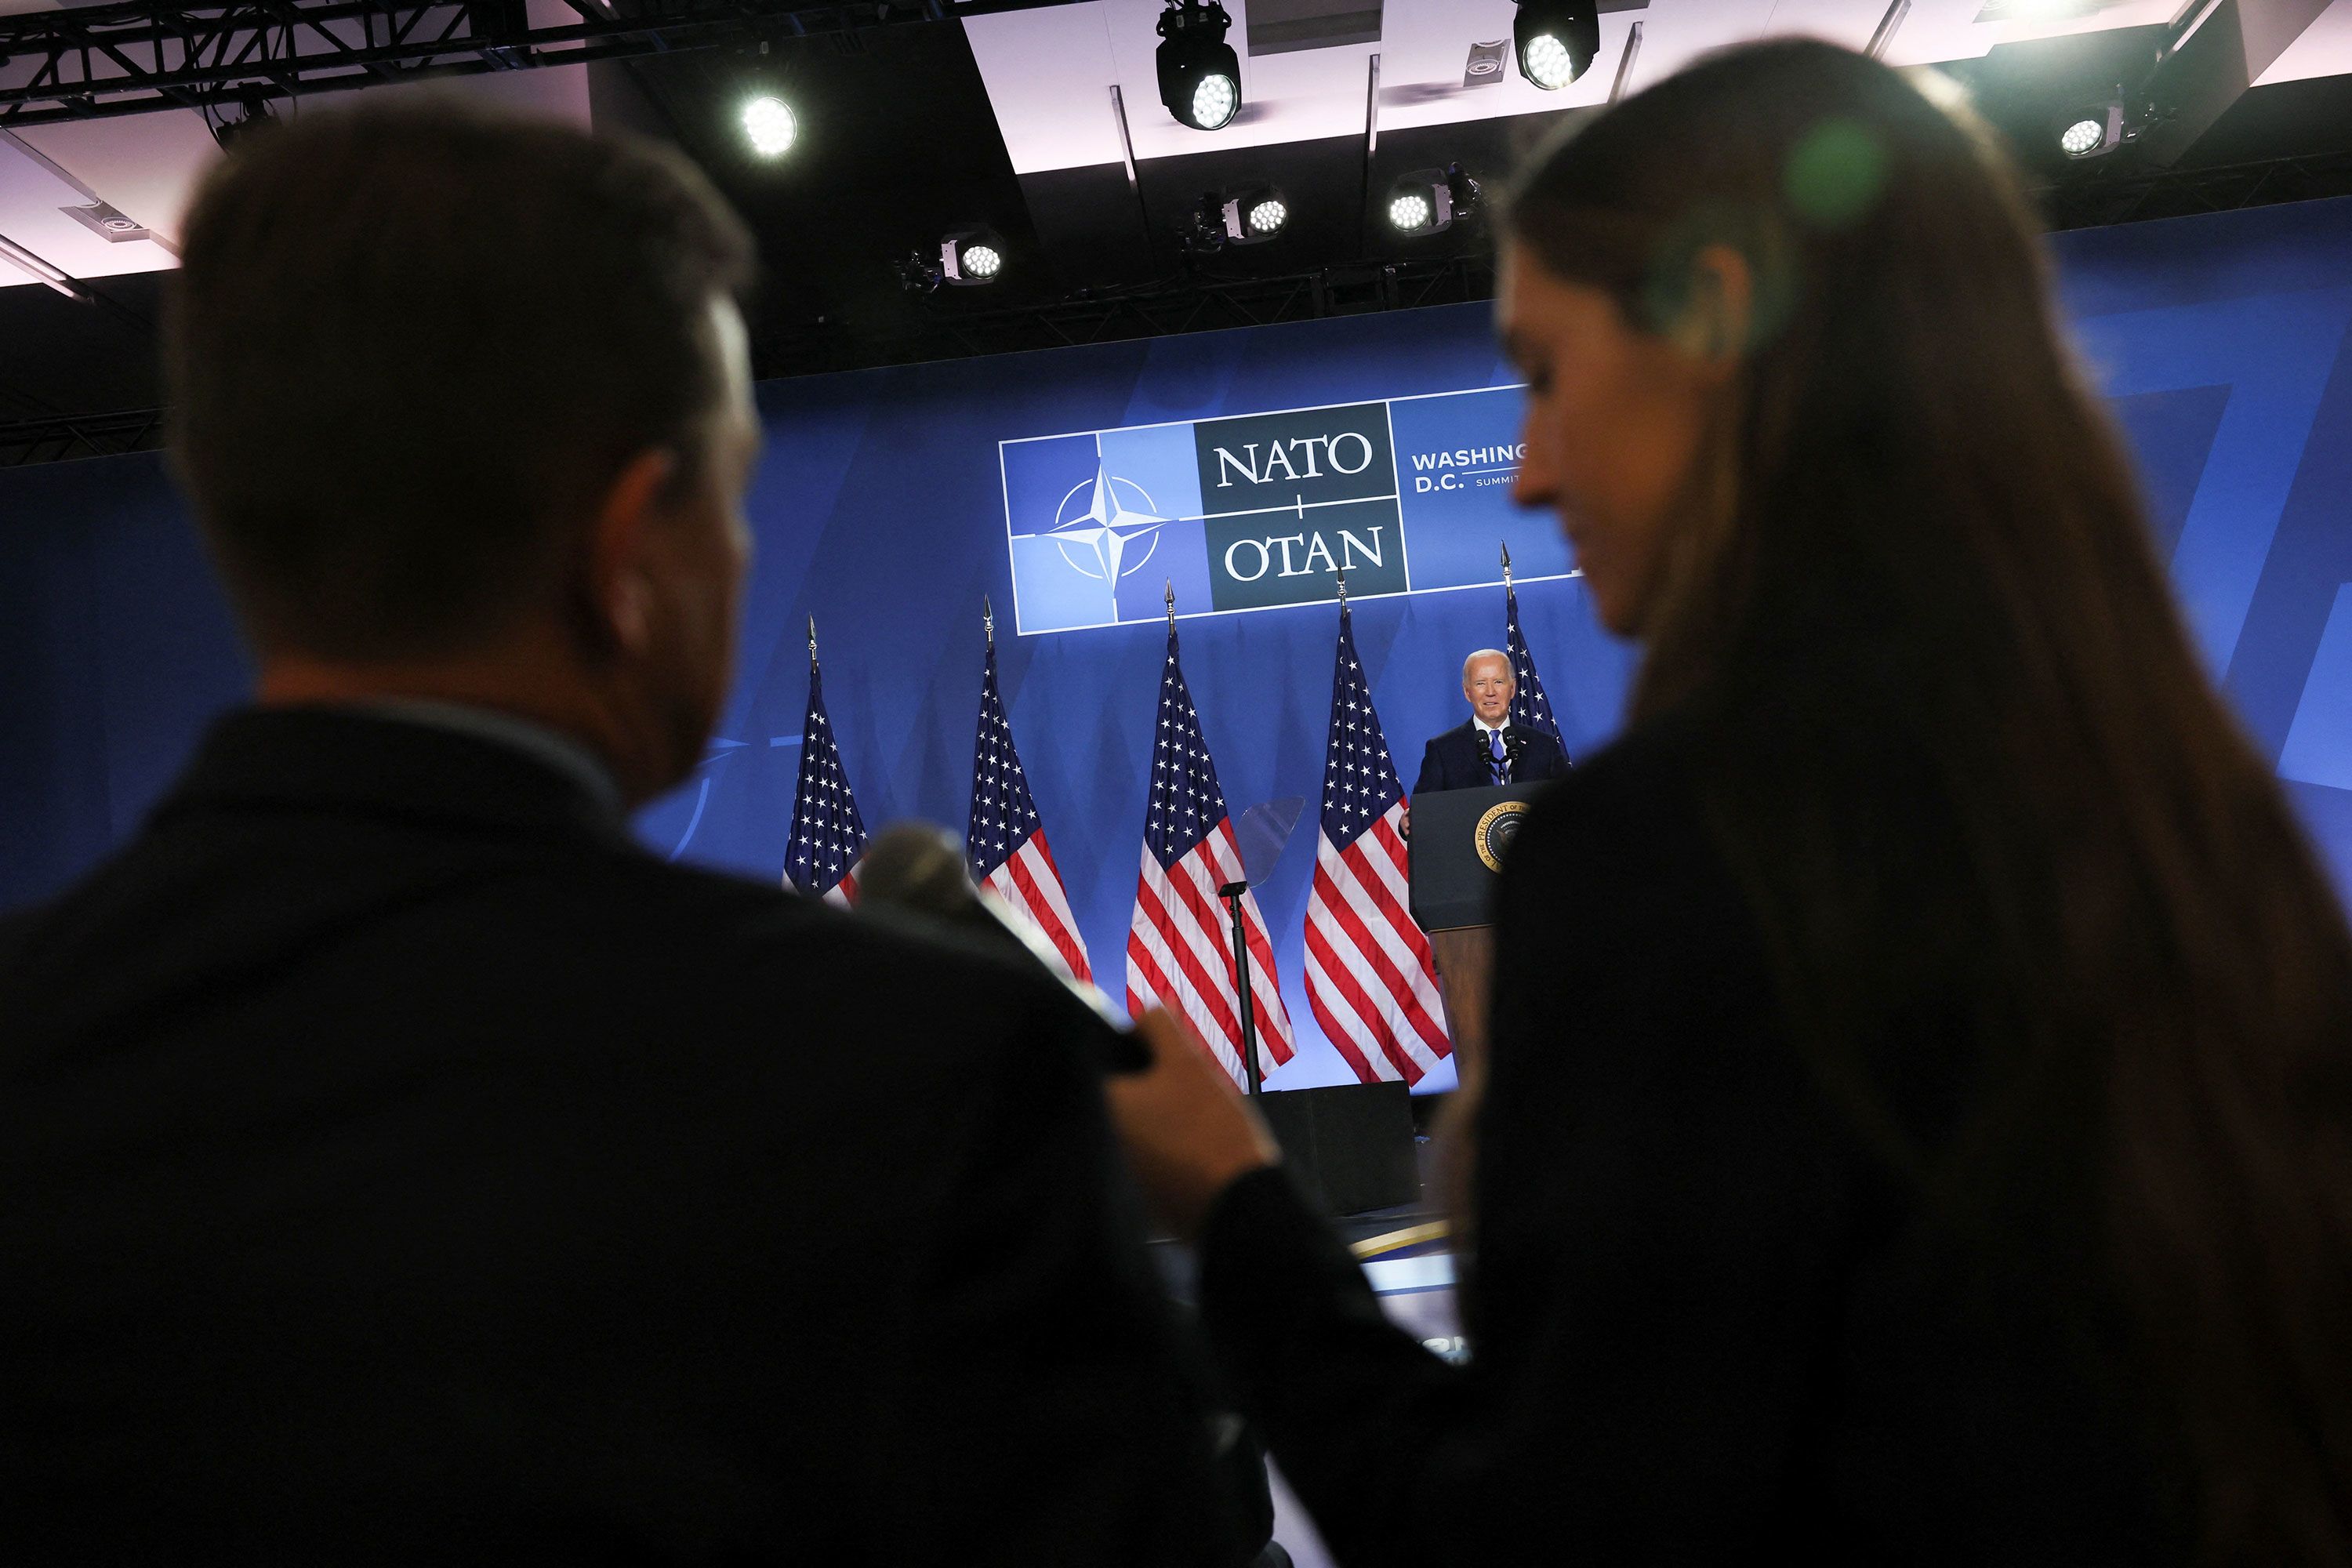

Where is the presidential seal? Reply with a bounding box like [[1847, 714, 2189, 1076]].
[[1473, 798, 1532, 873]]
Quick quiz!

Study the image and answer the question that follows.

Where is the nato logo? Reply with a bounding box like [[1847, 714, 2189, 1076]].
[[1001, 387, 1572, 634], [1003, 422, 1213, 633]]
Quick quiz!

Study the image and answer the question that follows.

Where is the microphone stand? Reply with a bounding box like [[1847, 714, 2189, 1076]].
[[1217, 880, 1264, 1098]]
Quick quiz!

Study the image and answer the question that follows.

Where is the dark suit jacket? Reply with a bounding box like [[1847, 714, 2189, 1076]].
[[0, 710, 1258, 1566], [1194, 722, 2180, 1566], [1410, 720, 1570, 794]]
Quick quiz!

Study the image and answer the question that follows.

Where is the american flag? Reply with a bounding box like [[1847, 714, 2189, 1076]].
[[967, 640, 1093, 984], [1305, 601, 1451, 1085], [1505, 580, 1568, 757], [783, 652, 866, 906], [1126, 626, 1297, 1089]]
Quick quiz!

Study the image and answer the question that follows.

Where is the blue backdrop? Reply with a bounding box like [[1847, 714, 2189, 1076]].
[[5, 195, 2350, 1095]]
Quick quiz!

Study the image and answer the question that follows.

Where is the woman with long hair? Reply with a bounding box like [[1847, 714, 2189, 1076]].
[[1111, 38, 2352, 1566]]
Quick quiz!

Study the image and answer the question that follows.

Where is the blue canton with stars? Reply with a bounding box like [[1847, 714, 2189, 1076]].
[[1145, 629, 1231, 869], [967, 647, 1044, 880], [1319, 604, 1404, 840], [1505, 584, 1567, 754], [784, 663, 868, 895]]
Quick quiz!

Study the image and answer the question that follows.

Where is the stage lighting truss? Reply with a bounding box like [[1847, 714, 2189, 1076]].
[[1188, 184, 1290, 252], [1512, 0, 1600, 89], [1387, 165, 1481, 237], [1157, 0, 1243, 131], [741, 94, 799, 158]]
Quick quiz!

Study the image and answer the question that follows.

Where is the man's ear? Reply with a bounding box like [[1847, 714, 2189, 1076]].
[[1670, 243, 1754, 379], [585, 448, 677, 658]]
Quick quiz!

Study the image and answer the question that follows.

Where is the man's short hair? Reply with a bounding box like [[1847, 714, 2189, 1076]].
[[1461, 648, 1513, 683], [165, 103, 757, 660]]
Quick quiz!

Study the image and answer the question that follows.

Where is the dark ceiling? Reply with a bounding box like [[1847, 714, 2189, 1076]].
[[4, 10, 2350, 466]]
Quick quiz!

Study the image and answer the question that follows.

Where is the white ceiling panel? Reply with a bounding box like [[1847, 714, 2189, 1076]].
[[13, 111, 220, 245], [2259, 0, 2352, 78], [971, 0, 2321, 172], [1370, 0, 1624, 129], [0, 129, 179, 288], [971, 0, 1640, 172], [964, 3, 1131, 170], [0, 61, 594, 291], [1883, 0, 2183, 65]]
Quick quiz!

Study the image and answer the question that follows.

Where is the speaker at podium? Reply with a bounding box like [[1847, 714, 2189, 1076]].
[[1407, 782, 1540, 1087]]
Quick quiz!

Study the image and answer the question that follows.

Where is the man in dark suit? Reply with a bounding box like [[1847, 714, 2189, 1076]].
[[0, 105, 1261, 1566], [1411, 648, 1572, 793]]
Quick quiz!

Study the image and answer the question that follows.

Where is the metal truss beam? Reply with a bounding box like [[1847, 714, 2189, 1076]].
[[0, 0, 1080, 126], [0, 407, 165, 468], [2035, 150, 2352, 230], [762, 255, 1501, 373], [9, 145, 2347, 470]]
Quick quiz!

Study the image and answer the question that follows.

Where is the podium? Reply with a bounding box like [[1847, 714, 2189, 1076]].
[[1408, 783, 1539, 1086]]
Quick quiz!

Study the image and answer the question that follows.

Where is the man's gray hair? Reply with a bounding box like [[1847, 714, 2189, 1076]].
[[1461, 648, 1514, 683]]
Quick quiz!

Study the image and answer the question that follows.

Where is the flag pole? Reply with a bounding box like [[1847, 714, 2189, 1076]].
[[1501, 538, 1513, 592], [982, 594, 994, 654], [1219, 882, 1264, 1097], [1182, 572, 1263, 1098], [808, 615, 818, 670]]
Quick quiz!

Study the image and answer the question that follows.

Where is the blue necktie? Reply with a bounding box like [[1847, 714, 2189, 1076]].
[[1487, 728, 1508, 785]]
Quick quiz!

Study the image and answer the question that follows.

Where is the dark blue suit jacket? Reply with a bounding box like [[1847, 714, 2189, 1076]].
[[0, 709, 1264, 1565], [1411, 720, 1571, 793]]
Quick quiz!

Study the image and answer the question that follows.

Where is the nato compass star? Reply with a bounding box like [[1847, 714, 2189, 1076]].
[[1048, 463, 1167, 612]]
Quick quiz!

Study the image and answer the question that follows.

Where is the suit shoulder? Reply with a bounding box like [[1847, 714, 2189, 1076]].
[[590, 853, 1035, 985], [585, 851, 1104, 1065]]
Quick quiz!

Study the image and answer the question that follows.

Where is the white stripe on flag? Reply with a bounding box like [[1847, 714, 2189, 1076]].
[[993, 836, 1092, 985]]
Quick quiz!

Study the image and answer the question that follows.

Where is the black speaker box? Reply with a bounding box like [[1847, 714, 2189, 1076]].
[[1254, 1081, 1419, 1215]]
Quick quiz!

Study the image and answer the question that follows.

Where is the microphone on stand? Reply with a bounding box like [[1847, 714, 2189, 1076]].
[[1501, 727, 1527, 780]]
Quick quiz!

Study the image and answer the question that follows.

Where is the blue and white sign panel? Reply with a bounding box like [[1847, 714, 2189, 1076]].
[[1000, 385, 1573, 634]]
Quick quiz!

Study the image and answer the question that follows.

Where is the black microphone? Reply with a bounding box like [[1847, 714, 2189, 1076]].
[[854, 823, 1141, 1065]]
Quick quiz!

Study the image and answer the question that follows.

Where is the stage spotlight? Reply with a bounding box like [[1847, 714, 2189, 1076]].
[[1184, 185, 1288, 254], [1386, 165, 1480, 236], [1512, 0, 1600, 89], [1201, 183, 1289, 248], [941, 227, 1009, 286], [1157, 1, 1242, 131], [2058, 100, 2125, 159], [209, 89, 277, 152], [742, 95, 798, 158]]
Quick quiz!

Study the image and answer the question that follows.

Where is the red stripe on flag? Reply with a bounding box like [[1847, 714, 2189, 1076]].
[[1306, 877, 1427, 1083], [1138, 868, 1246, 1051], [1004, 839, 1091, 985], [1301, 918, 1392, 1084]]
